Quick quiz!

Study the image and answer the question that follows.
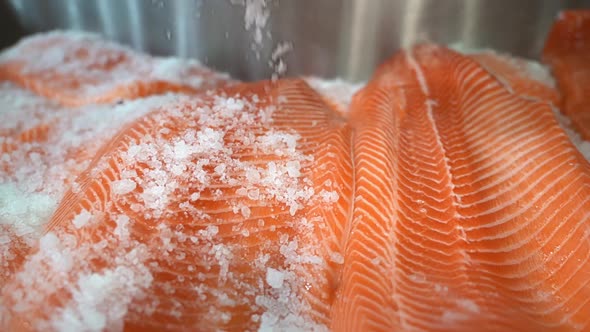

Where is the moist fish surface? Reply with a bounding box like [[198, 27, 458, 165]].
[[332, 44, 590, 332]]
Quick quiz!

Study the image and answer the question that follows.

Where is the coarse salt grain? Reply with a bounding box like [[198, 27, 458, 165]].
[[72, 210, 92, 229], [265, 268, 285, 289], [111, 179, 137, 195]]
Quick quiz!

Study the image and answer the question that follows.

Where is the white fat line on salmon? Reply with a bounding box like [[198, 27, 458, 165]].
[[404, 49, 461, 219], [454, 132, 565, 188], [461, 156, 577, 222], [342, 130, 357, 249], [404, 50, 487, 323]]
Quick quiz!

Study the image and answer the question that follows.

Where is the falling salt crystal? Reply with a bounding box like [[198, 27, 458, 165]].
[[111, 179, 137, 195], [269, 42, 293, 79], [265, 267, 285, 289], [72, 209, 92, 229], [242, 0, 269, 45], [271, 42, 293, 61], [273, 59, 286, 77]]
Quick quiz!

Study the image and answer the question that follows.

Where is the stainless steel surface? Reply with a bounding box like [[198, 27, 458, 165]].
[[3, 0, 590, 82]]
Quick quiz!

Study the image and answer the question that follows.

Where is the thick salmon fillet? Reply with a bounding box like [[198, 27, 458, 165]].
[[0, 31, 232, 107], [0, 82, 184, 289], [332, 44, 590, 332], [1, 79, 352, 331], [543, 10, 590, 141]]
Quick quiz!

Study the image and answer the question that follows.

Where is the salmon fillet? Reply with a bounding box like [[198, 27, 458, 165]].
[[0, 82, 184, 287], [0, 31, 232, 107], [469, 51, 559, 104], [0, 31, 236, 294], [332, 44, 590, 332], [543, 10, 590, 140], [1, 79, 352, 331]]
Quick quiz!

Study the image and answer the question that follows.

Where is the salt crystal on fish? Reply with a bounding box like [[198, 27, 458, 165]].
[[111, 179, 137, 196], [71, 210, 92, 229]]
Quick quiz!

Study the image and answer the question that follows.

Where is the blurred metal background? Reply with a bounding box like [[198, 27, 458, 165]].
[[2, 0, 589, 81]]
